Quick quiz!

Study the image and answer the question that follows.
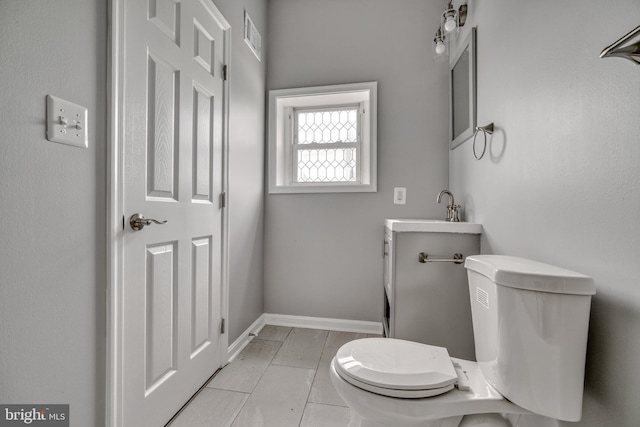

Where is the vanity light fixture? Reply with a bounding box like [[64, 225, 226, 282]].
[[433, 28, 448, 61], [433, 2, 468, 60], [442, 2, 467, 35]]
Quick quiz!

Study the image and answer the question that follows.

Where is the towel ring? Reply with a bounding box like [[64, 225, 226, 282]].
[[473, 123, 494, 160]]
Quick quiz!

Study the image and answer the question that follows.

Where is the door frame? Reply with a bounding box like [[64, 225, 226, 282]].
[[105, 1, 231, 425]]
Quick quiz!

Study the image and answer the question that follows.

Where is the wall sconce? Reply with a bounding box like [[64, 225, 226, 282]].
[[433, 2, 468, 60], [600, 25, 640, 65], [442, 2, 467, 35], [433, 28, 448, 62]]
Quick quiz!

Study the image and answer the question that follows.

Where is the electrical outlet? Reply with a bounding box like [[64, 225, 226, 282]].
[[393, 187, 407, 205]]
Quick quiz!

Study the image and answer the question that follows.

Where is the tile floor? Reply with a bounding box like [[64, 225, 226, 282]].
[[168, 325, 379, 427]]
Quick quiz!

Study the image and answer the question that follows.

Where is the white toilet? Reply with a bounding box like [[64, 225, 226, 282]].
[[330, 255, 596, 427]]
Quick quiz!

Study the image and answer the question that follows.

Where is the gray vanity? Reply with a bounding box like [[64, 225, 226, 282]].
[[382, 219, 481, 360]]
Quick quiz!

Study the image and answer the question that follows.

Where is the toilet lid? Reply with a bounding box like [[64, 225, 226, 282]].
[[333, 358, 456, 398], [335, 338, 458, 391]]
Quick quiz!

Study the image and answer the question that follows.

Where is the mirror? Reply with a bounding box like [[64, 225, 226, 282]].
[[449, 27, 476, 149]]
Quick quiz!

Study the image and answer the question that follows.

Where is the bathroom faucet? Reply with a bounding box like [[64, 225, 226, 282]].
[[437, 190, 461, 222]]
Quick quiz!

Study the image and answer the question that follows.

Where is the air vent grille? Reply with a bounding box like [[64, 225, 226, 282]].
[[476, 287, 489, 309], [244, 11, 261, 61]]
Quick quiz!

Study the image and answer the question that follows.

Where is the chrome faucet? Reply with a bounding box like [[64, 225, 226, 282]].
[[437, 190, 461, 222]]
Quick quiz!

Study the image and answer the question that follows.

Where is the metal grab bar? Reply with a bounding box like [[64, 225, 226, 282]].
[[418, 252, 464, 264]]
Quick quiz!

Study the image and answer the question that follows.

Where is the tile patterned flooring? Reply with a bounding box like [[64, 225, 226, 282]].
[[168, 325, 379, 427]]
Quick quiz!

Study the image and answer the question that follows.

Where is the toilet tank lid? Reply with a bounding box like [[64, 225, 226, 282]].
[[465, 255, 595, 295]]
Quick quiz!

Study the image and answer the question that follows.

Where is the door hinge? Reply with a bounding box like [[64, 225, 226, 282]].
[[220, 318, 226, 334], [223, 64, 228, 81], [219, 192, 226, 208]]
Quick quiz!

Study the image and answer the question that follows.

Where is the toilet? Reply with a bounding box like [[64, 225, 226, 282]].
[[330, 255, 596, 427]]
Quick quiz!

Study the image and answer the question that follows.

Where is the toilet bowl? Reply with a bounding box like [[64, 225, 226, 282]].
[[329, 339, 527, 427], [329, 255, 595, 427]]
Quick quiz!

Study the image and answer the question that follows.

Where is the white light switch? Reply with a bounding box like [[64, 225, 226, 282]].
[[46, 95, 88, 148], [394, 187, 407, 205]]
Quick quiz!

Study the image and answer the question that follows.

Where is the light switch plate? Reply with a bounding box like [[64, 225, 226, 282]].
[[46, 95, 88, 148]]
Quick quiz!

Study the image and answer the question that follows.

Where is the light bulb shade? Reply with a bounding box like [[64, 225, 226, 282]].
[[433, 29, 448, 61], [442, 9, 458, 33], [443, 15, 457, 33]]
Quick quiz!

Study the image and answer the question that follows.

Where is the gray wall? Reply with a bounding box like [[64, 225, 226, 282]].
[[0, 1, 107, 425], [0, 0, 266, 425], [265, 0, 450, 321], [214, 0, 267, 344], [450, 1, 640, 426]]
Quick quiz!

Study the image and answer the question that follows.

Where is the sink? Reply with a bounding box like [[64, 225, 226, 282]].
[[385, 219, 482, 234]]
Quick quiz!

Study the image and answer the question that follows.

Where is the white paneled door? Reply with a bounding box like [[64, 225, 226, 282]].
[[119, 0, 229, 425]]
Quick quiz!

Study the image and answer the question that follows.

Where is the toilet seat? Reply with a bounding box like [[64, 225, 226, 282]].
[[330, 355, 528, 426], [334, 338, 458, 398]]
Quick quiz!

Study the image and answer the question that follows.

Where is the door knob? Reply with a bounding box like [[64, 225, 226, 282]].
[[129, 213, 168, 231]]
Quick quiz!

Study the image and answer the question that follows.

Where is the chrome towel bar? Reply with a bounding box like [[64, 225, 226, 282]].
[[418, 252, 464, 264]]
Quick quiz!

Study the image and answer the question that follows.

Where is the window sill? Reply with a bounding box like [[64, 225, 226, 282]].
[[269, 182, 377, 194]]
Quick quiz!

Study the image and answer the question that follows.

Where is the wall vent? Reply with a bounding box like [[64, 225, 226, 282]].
[[244, 10, 262, 61]]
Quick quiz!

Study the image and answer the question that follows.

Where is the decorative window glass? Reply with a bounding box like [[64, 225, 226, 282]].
[[268, 82, 377, 194], [293, 106, 361, 183]]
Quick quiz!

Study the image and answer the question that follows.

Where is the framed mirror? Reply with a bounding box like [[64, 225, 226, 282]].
[[449, 27, 476, 149]]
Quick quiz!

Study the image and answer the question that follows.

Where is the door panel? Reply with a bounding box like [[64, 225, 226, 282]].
[[148, 0, 181, 44], [191, 236, 212, 355], [192, 84, 213, 202], [145, 242, 178, 391], [147, 54, 179, 200]]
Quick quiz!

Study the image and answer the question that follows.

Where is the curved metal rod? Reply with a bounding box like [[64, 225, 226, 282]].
[[472, 123, 494, 160], [600, 25, 640, 65]]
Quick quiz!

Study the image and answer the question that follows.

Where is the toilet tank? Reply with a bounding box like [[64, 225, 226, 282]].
[[464, 255, 595, 422]]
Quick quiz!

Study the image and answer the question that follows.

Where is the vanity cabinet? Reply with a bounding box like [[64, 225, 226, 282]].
[[383, 220, 481, 360]]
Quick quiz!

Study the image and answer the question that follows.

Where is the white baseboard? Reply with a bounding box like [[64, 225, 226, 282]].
[[226, 313, 383, 362], [263, 313, 383, 335], [226, 314, 266, 363]]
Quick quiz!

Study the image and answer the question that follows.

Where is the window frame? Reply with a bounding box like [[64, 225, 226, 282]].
[[268, 82, 377, 194]]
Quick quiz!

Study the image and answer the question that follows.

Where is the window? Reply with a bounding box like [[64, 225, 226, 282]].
[[268, 82, 377, 193], [294, 105, 360, 183]]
